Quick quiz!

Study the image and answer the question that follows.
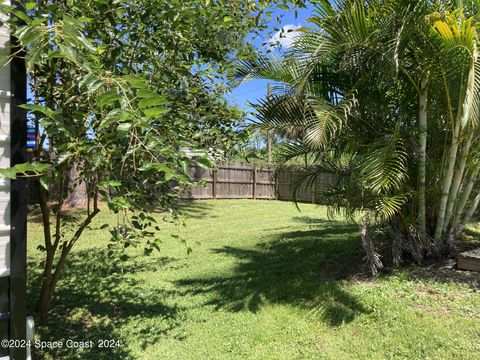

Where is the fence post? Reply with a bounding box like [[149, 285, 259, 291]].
[[212, 169, 217, 199], [274, 169, 279, 200], [252, 166, 257, 200]]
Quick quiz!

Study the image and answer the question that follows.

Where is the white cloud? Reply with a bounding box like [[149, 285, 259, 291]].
[[268, 24, 302, 49]]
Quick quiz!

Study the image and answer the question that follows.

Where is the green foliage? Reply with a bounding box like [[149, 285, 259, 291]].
[[238, 0, 480, 271], [0, 0, 296, 313]]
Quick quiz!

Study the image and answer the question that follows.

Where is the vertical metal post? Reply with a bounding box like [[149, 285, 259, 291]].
[[9, 13, 27, 359]]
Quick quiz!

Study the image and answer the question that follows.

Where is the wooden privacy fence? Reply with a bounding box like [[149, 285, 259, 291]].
[[183, 163, 274, 200], [276, 167, 337, 203], [27, 162, 338, 205], [181, 162, 337, 202]]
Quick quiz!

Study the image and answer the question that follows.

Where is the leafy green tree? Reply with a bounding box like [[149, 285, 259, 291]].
[[0, 0, 299, 316], [238, 0, 480, 273]]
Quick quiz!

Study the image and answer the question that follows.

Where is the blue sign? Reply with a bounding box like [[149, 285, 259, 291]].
[[27, 127, 35, 149]]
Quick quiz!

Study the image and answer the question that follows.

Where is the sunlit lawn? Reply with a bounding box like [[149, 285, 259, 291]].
[[27, 200, 480, 359]]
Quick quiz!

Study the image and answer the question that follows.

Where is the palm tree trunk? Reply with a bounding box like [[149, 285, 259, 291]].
[[418, 78, 428, 240], [457, 191, 480, 235], [434, 121, 461, 245], [434, 47, 477, 246], [452, 162, 480, 229], [442, 132, 473, 236]]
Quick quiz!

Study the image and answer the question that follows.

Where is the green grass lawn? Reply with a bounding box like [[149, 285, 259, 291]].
[[27, 200, 480, 359]]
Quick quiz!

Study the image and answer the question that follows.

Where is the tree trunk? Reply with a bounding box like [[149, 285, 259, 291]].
[[436, 45, 478, 245], [64, 163, 87, 208], [36, 276, 54, 318], [360, 215, 383, 275], [451, 163, 480, 231], [442, 132, 473, 236], [35, 194, 100, 317], [36, 185, 54, 318], [457, 191, 480, 236], [434, 122, 461, 245], [418, 78, 428, 240]]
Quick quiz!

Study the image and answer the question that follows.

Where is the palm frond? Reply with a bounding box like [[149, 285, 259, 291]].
[[233, 57, 296, 85], [303, 96, 357, 149], [359, 130, 410, 194], [374, 193, 411, 222], [254, 92, 356, 150]]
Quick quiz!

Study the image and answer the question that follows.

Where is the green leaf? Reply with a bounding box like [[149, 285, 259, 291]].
[[25, 2, 36, 11], [39, 176, 52, 191], [57, 153, 70, 165], [136, 89, 157, 99], [138, 96, 169, 109], [97, 45, 107, 55], [196, 156, 213, 169], [86, 78, 104, 94], [58, 43, 78, 63], [117, 122, 132, 133], [31, 18, 48, 26], [46, 49, 63, 60], [144, 108, 169, 118], [19, 104, 55, 119], [15, 162, 49, 174], [97, 90, 122, 107], [13, 10, 31, 24], [99, 109, 130, 129], [154, 163, 176, 181], [123, 75, 147, 89], [0, 167, 16, 179]]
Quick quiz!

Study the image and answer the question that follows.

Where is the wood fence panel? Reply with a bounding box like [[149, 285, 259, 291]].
[[181, 162, 335, 203], [255, 168, 275, 199], [216, 163, 254, 199], [276, 169, 312, 203], [275, 169, 291, 201], [183, 165, 212, 199]]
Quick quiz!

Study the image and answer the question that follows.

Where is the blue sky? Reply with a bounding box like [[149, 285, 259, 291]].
[[226, 3, 315, 123]]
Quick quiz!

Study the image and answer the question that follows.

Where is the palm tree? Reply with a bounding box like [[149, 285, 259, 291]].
[[236, 0, 480, 272]]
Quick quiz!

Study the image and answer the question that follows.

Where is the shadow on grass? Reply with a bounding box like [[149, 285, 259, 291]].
[[405, 264, 480, 290], [27, 204, 87, 224], [28, 251, 185, 360], [292, 216, 337, 225], [173, 200, 216, 220], [294, 217, 480, 290], [177, 220, 370, 327]]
